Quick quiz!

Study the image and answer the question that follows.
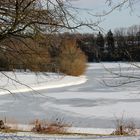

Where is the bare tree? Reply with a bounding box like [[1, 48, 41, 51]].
[[0, 0, 100, 42], [0, 0, 136, 42]]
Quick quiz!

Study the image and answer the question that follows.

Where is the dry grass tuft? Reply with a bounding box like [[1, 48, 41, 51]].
[[32, 118, 70, 134]]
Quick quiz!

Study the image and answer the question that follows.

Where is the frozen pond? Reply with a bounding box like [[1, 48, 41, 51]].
[[0, 63, 140, 129]]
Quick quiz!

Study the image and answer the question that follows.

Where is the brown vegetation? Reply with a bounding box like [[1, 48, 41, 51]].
[[0, 35, 87, 76], [1, 38, 50, 72], [112, 118, 136, 136], [32, 118, 70, 134], [0, 120, 17, 133], [59, 38, 87, 76]]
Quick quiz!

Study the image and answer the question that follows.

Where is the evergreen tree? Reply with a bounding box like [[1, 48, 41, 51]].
[[96, 32, 104, 61], [106, 30, 115, 53], [136, 31, 140, 46], [96, 32, 104, 49]]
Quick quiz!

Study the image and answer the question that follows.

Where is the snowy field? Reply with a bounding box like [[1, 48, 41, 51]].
[[1, 133, 140, 140], [1, 62, 140, 139]]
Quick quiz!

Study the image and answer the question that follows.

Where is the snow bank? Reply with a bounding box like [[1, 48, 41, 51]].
[[0, 72, 87, 95]]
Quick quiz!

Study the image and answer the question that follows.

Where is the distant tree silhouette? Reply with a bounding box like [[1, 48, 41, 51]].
[[96, 32, 104, 61], [106, 30, 115, 52]]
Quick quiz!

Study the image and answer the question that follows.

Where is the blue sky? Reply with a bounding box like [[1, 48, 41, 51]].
[[70, 0, 140, 33]]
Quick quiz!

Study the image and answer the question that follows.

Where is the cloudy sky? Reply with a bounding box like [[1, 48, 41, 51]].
[[70, 0, 140, 32]]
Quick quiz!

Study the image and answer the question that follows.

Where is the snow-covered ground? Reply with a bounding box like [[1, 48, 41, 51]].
[[0, 72, 87, 95], [1, 62, 140, 138], [0, 132, 140, 140]]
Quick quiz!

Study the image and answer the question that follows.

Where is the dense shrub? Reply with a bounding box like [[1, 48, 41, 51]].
[[58, 39, 87, 76], [1, 38, 51, 72]]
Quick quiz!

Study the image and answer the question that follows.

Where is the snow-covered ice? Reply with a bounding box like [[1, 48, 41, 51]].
[[1, 62, 140, 136]]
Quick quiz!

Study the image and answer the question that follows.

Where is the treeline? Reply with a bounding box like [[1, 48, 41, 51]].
[[0, 24, 140, 74], [75, 24, 140, 62], [48, 24, 140, 63], [0, 35, 86, 76]]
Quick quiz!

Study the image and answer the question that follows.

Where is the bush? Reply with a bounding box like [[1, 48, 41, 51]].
[[112, 117, 136, 136], [59, 39, 87, 76]]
